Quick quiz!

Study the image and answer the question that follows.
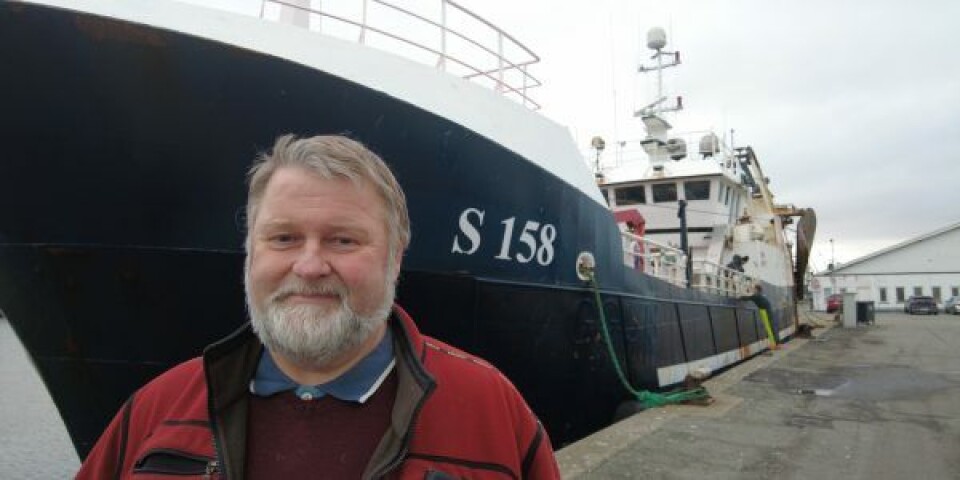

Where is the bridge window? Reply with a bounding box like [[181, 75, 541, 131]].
[[652, 183, 677, 203], [684, 180, 711, 201], [614, 186, 645, 205]]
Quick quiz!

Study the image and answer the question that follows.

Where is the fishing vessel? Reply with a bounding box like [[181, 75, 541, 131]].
[[0, 0, 813, 457], [595, 27, 817, 346]]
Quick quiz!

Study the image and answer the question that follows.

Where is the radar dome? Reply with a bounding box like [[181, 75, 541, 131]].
[[590, 136, 606, 151], [699, 133, 719, 157], [666, 138, 687, 160], [647, 27, 667, 51]]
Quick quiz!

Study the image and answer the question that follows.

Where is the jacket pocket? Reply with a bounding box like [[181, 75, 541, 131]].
[[423, 469, 461, 480], [133, 448, 216, 476], [395, 454, 516, 479]]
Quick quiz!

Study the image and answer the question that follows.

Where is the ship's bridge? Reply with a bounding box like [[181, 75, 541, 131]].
[[601, 170, 747, 242], [596, 127, 750, 246]]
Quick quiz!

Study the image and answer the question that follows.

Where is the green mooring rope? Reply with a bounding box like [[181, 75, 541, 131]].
[[585, 269, 710, 409]]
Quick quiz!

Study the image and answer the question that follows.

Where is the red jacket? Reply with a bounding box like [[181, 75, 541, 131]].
[[78, 306, 560, 479]]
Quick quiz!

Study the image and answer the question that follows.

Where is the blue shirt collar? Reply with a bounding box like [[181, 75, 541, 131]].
[[250, 328, 395, 403]]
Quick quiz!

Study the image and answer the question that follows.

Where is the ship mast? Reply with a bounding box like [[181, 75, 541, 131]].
[[635, 28, 684, 170], [635, 27, 682, 118]]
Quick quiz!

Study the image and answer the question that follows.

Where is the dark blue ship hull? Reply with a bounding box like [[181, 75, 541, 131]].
[[0, 2, 795, 456]]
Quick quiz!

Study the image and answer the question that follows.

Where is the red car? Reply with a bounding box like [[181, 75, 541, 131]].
[[826, 294, 843, 313]]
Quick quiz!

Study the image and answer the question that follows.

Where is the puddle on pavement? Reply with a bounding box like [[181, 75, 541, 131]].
[[797, 388, 836, 397], [746, 364, 958, 401]]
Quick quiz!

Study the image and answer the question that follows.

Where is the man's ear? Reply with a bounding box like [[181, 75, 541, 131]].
[[392, 247, 404, 279]]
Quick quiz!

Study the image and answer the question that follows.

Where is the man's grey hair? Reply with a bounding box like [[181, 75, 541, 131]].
[[245, 134, 411, 254]]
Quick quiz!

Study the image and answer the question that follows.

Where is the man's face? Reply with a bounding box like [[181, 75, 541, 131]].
[[244, 167, 401, 367]]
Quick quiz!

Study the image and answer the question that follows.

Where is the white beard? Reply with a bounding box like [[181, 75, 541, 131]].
[[245, 270, 395, 370]]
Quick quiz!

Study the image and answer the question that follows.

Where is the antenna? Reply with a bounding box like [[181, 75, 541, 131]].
[[635, 27, 682, 118], [591, 136, 606, 175]]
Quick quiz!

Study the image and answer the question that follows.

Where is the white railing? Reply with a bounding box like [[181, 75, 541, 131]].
[[622, 232, 687, 288], [621, 231, 754, 296], [691, 260, 755, 297], [260, 0, 542, 109]]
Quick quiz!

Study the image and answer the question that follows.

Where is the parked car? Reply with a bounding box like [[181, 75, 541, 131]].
[[904, 296, 918, 313], [905, 296, 938, 315], [945, 296, 960, 314], [826, 294, 843, 313]]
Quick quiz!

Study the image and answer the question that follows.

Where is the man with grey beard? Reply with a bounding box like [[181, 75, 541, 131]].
[[79, 135, 561, 479]]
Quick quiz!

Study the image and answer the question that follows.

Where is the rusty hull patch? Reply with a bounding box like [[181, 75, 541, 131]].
[[75, 13, 165, 47]]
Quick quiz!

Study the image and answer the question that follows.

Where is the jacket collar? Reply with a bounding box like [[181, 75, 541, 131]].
[[363, 305, 437, 479], [203, 322, 261, 480]]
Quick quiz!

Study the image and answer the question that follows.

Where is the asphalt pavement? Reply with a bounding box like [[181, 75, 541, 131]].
[[556, 310, 960, 479]]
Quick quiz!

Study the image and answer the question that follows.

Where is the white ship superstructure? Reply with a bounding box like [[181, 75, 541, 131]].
[[597, 27, 800, 296]]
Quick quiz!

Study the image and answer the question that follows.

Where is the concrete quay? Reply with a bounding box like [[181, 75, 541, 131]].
[[0, 315, 80, 479], [556, 311, 960, 479]]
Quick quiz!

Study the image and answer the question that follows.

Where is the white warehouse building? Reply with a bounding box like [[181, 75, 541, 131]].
[[811, 221, 960, 312]]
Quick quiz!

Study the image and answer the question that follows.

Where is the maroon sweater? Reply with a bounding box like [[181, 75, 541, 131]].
[[245, 371, 398, 479]]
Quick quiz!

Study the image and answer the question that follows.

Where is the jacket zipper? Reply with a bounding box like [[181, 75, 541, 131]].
[[372, 445, 408, 479], [204, 459, 219, 479], [205, 427, 222, 479], [205, 352, 226, 479], [203, 380, 227, 478]]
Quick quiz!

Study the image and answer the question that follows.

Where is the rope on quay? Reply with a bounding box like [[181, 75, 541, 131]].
[[582, 267, 710, 409]]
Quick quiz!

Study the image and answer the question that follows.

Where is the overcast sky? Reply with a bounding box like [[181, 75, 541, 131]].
[[191, 0, 960, 272]]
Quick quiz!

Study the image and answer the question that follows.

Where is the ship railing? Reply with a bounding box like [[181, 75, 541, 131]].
[[260, 0, 542, 109], [599, 130, 742, 177], [622, 232, 688, 288], [690, 260, 755, 297], [622, 232, 757, 295]]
